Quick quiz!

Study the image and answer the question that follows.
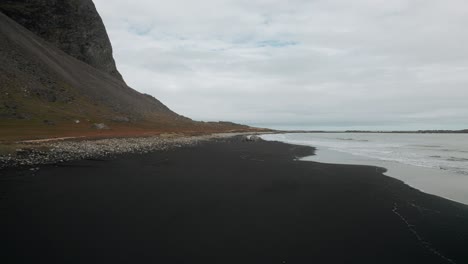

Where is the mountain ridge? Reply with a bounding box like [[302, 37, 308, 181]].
[[0, 11, 180, 120], [0, 1, 257, 141]]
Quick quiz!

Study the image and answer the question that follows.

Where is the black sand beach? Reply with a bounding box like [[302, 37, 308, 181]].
[[1, 137, 468, 263]]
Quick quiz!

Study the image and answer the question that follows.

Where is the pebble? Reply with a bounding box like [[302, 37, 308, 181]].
[[0, 133, 244, 169]]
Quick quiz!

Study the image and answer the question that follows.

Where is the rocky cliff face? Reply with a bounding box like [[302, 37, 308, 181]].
[[0, 0, 124, 82], [0, 10, 182, 125], [0, 0, 252, 139]]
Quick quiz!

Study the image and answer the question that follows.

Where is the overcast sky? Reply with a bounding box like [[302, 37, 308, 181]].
[[94, 0, 468, 130]]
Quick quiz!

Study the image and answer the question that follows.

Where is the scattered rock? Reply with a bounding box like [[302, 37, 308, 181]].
[[43, 119, 56, 125], [92, 123, 109, 130], [111, 116, 130, 122], [0, 133, 246, 169], [16, 113, 32, 120], [245, 135, 263, 142]]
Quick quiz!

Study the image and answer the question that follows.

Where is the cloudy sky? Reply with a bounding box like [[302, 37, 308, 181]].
[[94, 0, 468, 130]]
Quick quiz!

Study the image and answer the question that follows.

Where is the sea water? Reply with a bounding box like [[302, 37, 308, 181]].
[[261, 133, 468, 205]]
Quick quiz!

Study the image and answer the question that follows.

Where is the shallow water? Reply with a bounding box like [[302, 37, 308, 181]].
[[261, 133, 468, 205]]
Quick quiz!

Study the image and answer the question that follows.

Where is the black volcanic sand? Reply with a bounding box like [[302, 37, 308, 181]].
[[1, 137, 468, 264]]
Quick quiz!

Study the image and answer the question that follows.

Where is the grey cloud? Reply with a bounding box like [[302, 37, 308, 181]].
[[94, 0, 468, 130]]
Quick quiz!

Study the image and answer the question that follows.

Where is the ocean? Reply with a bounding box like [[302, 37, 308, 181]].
[[261, 133, 468, 205]]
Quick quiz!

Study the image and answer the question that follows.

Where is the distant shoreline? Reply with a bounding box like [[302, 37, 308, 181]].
[[274, 129, 468, 134]]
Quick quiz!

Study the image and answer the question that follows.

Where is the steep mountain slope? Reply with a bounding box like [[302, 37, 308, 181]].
[[0, 9, 253, 141], [0, 10, 182, 119], [0, 0, 124, 81]]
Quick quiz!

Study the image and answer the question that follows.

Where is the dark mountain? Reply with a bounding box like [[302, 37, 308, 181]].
[[0, 1, 255, 140], [0, 11, 180, 121]]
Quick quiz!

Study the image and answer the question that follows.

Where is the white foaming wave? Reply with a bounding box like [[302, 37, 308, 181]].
[[261, 133, 468, 177], [330, 146, 468, 176]]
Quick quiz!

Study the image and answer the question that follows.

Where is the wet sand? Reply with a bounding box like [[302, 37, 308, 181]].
[[1, 137, 468, 263]]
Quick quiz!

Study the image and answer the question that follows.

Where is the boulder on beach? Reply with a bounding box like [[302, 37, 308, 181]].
[[92, 123, 110, 130], [244, 135, 262, 142]]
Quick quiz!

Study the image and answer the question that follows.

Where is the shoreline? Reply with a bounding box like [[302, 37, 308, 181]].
[[305, 147, 468, 206], [1, 136, 468, 263], [0, 132, 264, 169], [260, 134, 468, 206]]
